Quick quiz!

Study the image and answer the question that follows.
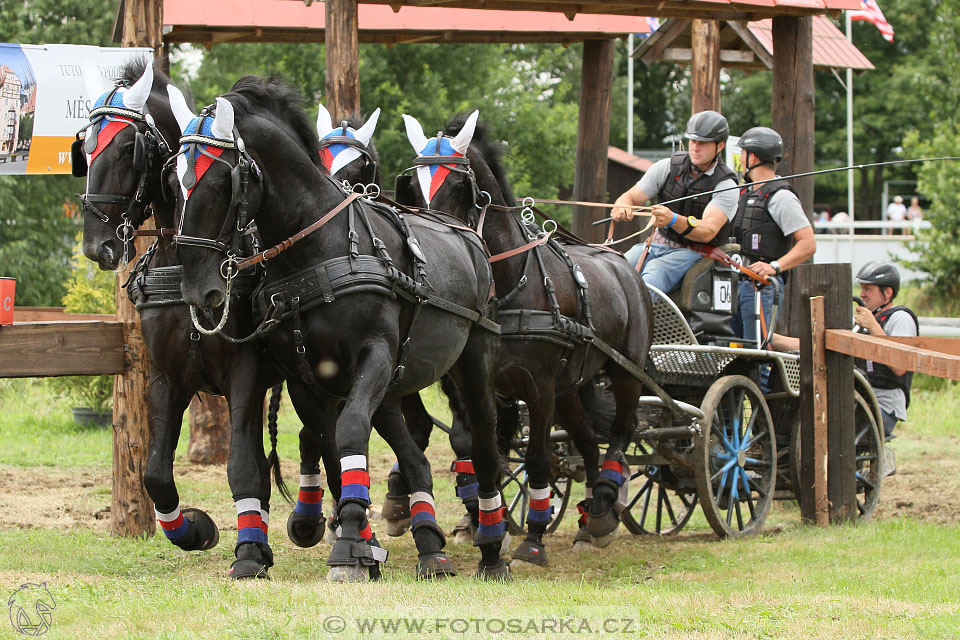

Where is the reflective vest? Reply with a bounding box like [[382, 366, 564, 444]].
[[854, 305, 918, 408], [732, 178, 795, 262], [659, 152, 737, 247]]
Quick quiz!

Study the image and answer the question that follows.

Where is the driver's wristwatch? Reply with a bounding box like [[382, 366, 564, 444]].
[[770, 260, 782, 275]]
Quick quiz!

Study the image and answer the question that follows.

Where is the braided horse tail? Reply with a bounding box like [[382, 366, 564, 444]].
[[267, 384, 294, 504]]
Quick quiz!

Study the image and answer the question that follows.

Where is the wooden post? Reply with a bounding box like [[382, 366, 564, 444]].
[[113, 0, 163, 538], [572, 39, 615, 243], [795, 263, 856, 525], [691, 19, 721, 113], [772, 16, 814, 220], [325, 0, 360, 121], [188, 395, 231, 464], [808, 297, 829, 526], [772, 16, 815, 339]]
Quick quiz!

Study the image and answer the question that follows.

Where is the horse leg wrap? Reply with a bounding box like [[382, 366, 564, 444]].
[[382, 463, 412, 536], [589, 457, 627, 537], [526, 484, 554, 527], [340, 454, 371, 505], [473, 490, 507, 547], [287, 473, 326, 548], [156, 504, 218, 551]]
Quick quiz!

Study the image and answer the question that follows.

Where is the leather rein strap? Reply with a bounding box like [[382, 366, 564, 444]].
[[235, 192, 362, 271]]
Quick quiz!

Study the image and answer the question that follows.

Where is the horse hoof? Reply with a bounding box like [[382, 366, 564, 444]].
[[170, 508, 219, 551], [591, 533, 615, 548], [511, 540, 548, 566], [573, 526, 593, 552], [417, 552, 457, 580], [587, 507, 621, 538], [385, 517, 411, 537], [476, 559, 512, 582], [324, 515, 338, 545], [287, 511, 325, 548], [451, 514, 475, 544], [229, 544, 271, 580], [327, 565, 369, 583]]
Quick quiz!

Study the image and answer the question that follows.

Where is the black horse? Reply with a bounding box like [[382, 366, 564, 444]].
[[78, 60, 339, 579], [173, 78, 509, 581], [398, 111, 655, 564]]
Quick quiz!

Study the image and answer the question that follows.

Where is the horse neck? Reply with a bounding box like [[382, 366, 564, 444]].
[[256, 167, 350, 278]]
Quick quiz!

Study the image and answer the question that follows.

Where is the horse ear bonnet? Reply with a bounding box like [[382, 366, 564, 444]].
[[71, 138, 88, 177]]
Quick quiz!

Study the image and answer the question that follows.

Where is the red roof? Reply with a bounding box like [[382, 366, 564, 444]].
[[608, 146, 655, 173], [163, 0, 655, 42], [749, 16, 874, 71]]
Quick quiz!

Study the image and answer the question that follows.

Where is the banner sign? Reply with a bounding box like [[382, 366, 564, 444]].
[[0, 44, 152, 175]]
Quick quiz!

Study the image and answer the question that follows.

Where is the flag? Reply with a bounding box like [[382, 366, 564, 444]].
[[646, 17, 661, 33], [849, 0, 894, 42]]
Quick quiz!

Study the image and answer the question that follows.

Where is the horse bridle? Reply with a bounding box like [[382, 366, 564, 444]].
[[320, 120, 379, 185], [74, 85, 172, 261], [395, 132, 490, 227]]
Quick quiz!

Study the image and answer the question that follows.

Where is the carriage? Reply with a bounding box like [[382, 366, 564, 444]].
[[496, 245, 887, 539]]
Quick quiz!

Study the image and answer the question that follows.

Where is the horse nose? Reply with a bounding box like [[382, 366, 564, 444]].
[[97, 243, 118, 270], [203, 289, 225, 309]]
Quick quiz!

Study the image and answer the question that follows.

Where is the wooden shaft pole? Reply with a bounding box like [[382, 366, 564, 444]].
[[810, 296, 829, 526]]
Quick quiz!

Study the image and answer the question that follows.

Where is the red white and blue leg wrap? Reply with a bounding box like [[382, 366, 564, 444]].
[[294, 473, 324, 517], [409, 491, 438, 530], [451, 459, 479, 501], [600, 459, 627, 487], [527, 485, 554, 524], [155, 504, 190, 540], [477, 491, 507, 538], [236, 498, 269, 545], [340, 455, 370, 505]]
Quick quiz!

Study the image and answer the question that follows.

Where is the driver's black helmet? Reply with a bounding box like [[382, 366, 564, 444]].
[[684, 110, 729, 143], [739, 126, 783, 163], [856, 260, 900, 298]]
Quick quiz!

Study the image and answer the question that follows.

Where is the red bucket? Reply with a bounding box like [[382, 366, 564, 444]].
[[0, 277, 15, 325]]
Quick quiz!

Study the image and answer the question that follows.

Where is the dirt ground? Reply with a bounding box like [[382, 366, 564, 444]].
[[1, 433, 957, 534]]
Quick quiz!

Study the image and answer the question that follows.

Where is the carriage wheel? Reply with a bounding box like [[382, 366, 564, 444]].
[[620, 439, 698, 535], [788, 391, 883, 521], [695, 375, 777, 538], [499, 436, 573, 535]]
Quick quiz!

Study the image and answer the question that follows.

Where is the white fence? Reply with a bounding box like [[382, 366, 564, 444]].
[[813, 220, 931, 283]]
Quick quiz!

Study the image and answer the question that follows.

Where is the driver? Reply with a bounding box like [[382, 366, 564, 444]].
[[610, 110, 739, 293]]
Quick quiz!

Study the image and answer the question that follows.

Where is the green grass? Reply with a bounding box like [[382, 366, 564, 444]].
[[0, 380, 958, 639]]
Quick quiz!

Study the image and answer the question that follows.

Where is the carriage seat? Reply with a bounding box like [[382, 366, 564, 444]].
[[666, 243, 741, 346]]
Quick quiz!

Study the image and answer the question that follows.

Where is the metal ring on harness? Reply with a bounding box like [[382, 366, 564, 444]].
[[476, 190, 492, 209], [364, 183, 381, 198], [541, 219, 558, 235]]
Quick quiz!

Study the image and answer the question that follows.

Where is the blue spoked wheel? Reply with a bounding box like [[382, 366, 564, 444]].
[[695, 375, 777, 538]]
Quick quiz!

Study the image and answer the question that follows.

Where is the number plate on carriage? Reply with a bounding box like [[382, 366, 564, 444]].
[[713, 277, 732, 312]]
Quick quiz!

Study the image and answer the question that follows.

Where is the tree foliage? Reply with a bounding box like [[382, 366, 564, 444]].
[[901, 1, 960, 295]]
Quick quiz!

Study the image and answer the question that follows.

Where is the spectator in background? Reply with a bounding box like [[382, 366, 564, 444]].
[[830, 210, 850, 235], [907, 197, 923, 223], [886, 195, 907, 235], [814, 210, 831, 232]]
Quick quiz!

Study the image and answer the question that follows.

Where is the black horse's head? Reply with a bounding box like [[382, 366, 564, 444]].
[[316, 103, 381, 187], [398, 110, 515, 225], [78, 58, 181, 270], [172, 76, 321, 310]]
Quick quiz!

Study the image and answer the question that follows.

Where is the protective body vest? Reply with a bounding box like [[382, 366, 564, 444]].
[[732, 178, 795, 262], [659, 152, 737, 247], [854, 305, 918, 407]]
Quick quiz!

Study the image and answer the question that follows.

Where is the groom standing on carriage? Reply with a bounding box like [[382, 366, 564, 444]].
[[609, 110, 739, 293]]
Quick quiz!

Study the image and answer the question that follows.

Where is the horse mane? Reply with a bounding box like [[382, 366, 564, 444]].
[[116, 56, 173, 89], [223, 75, 323, 170], [445, 113, 516, 207]]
